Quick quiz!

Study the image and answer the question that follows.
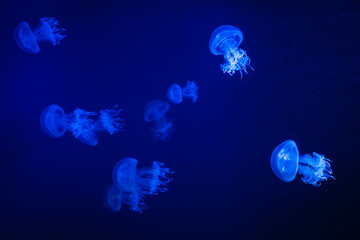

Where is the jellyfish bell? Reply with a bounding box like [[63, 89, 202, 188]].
[[144, 100, 170, 122], [40, 104, 67, 138], [102, 183, 122, 212], [167, 84, 183, 104], [78, 132, 98, 146], [112, 158, 138, 192], [209, 25, 243, 56], [270, 140, 299, 183], [14, 21, 40, 54]]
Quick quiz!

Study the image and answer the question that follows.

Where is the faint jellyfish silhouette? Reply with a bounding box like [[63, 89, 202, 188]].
[[209, 25, 253, 77], [144, 100, 173, 142], [151, 116, 173, 142], [95, 105, 125, 135], [167, 81, 199, 104], [40, 104, 124, 146], [14, 17, 66, 54], [271, 140, 335, 187], [112, 157, 173, 213], [102, 183, 122, 212]]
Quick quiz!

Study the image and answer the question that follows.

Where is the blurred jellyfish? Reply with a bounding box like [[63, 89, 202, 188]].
[[14, 17, 66, 54], [40, 104, 124, 146], [167, 81, 199, 104], [144, 100, 173, 142], [95, 106, 125, 135], [151, 116, 173, 142], [209, 25, 253, 76], [271, 140, 335, 187], [103, 183, 122, 212], [112, 157, 173, 213]]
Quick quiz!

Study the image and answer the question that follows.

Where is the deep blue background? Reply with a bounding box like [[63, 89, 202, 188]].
[[0, 0, 359, 239]]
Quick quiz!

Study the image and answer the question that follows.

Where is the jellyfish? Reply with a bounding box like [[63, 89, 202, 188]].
[[102, 183, 122, 212], [151, 116, 173, 142], [40, 104, 124, 146], [144, 100, 173, 142], [14, 17, 66, 54], [167, 81, 199, 104], [270, 140, 335, 187], [112, 157, 173, 213], [209, 25, 253, 76], [95, 106, 125, 135]]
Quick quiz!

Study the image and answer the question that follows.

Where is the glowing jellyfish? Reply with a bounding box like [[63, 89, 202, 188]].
[[209, 25, 253, 76], [40, 104, 124, 146], [103, 183, 122, 212], [112, 157, 173, 213], [14, 18, 66, 54], [167, 81, 199, 104], [271, 140, 335, 187], [144, 100, 173, 142], [96, 106, 125, 135]]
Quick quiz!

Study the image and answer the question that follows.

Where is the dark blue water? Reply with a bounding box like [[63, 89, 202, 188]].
[[0, 0, 359, 239]]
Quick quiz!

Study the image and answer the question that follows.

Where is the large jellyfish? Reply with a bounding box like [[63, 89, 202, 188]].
[[102, 183, 122, 212], [40, 104, 124, 146], [112, 157, 173, 213], [144, 100, 173, 142], [167, 81, 199, 104], [14, 17, 66, 54], [209, 25, 253, 77], [270, 140, 335, 187]]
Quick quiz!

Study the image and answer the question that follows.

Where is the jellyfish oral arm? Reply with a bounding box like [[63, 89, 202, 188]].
[[66, 109, 97, 139], [32, 18, 66, 46], [221, 47, 253, 77], [298, 153, 335, 187]]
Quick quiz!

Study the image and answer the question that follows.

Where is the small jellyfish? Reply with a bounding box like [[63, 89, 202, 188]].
[[167, 84, 183, 104], [40, 104, 124, 146], [167, 81, 199, 104], [14, 17, 66, 54], [151, 116, 173, 142], [271, 140, 335, 187], [209, 25, 253, 76], [144, 100, 173, 142], [144, 100, 170, 122], [112, 157, 173, 213], [102, 183, 122, 212]]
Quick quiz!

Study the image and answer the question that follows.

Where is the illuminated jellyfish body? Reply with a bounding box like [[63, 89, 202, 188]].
[[112, 158, 173, 213], [167, 81, 199, 104], [271, 140, 335, 187], [14, 17, 66, 54], [102, 183, 122, 212], [209, 25, 253, 76], [144, 100, 173, 142], [40, 104, 124, 146]]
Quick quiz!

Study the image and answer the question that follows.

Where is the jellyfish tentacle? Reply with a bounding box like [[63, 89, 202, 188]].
[[298, 152, 335, 186], [33, 17, 66, 45], [67, 108, 97, 140], [99, 105, 125, 135], [182, 81, 199, 102]]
